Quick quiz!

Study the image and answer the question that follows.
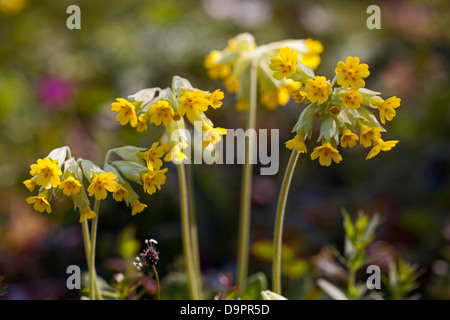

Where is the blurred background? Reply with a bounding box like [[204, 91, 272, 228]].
[[0, 0, 449, 300]]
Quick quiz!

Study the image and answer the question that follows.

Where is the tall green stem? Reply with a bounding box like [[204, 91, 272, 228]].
[[347, 269, 358, 300], [272, 149, 299, 294], [177, 163, 200, 300], [81, 220, 92, 299], [237, 60, 258, 288], [89, 199, 101, 300], [152, 265, 160, 300], [186, 164, 202, 298]]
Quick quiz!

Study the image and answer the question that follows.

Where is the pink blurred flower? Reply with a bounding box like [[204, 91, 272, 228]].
[[37, 76, 76, 110]]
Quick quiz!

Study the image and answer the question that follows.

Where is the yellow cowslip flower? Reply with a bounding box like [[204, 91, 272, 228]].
[[26, 194, 51, 214], [301, 38, 324, 70], [0, 0, 28, 15], [366, 139, 399, 160], [305, 76, 332, 104], [311, 142, 342, 166], [236, 97, 249, 112], [131, 199, 147, 216], [148, 100, 174, 126], [111, 98, 138, 127], [260, 86, 290, 111], [202, 125, 227, 148], [269, 47, 298, 80], [204, 50, 231, 80], [335, 57, 370, 90], [164, 144, 188, 162], [359, 125, 382, 148], [112, 184, 129, 202], [79, 204, 96, 223], [141, 168, 168, 195], [206, 89, 225, 109], [373, 96, 401, 125], [23, 178, 37, 192], [284, 80, 302, 94], [137, 142, 165, 172], [136, 113, 149, 132], [178, 90, 210, 122], [340, 130, 359, 148], [285, 134, 307, 153], [342, 89, 363, 109], [292, 90, 307, 103], [87, 172, 119, 200], [60, 176, 82, 196], [29, 158, 62, 188], [224, 76, 240, 94]]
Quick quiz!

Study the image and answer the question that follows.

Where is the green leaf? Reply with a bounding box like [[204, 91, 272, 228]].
[[108, 145, 147, 163], [239, 272, 268, 300], [343, 211, 355, 240], [111, 160, 148, 184], [79, 159, 103, 181], [318, 115, 339, 144], [293, 103, 318, 136]]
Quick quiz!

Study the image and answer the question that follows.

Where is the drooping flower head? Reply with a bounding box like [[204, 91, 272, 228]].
[[270, 48, 401, 165], [310, 142, 343, 167], [87, 172, 119, 200], [112, 184, 130, 202], [301, 38, 324, 70], [342, 89, 363, 109], [372, 96, 401, 125], [305, 76, 332, 104], [131, 199, 147, 216], [148, 100, 175, 126], [111, 98, 138, 127], [204, 50, 231, 80], [141, 168, 168, 195], [206, 89, 225, 109], [79, 204, 96, 223], [137, 142, 165, 172], [136, 113, 149, 132], [29, 158, 62, 189], [285, 134, 307, 154], [26, 193, 52, 214], [177, 90, 210, 122], [60, 176, 82, 196], [269, 47, 298, 81], [340, 130, 359, 148], [360, 125, 382, 148], [366, 139, 399, 160]]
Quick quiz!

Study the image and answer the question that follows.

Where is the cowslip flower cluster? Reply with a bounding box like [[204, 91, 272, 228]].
[[112, 76, 227, 163], [269, 49, 400, 166], [23, 146, 163, 221], [204, 33, 323, 112]]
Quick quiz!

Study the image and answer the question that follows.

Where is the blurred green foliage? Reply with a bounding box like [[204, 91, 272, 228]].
[[0, 0, 449, 299]]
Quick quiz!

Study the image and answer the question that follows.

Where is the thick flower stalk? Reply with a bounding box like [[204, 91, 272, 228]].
[[24, 146, 150, 300], [270, 48, 401, 294], [110, 76, 226, 300], [205, 33, 324, 289]]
